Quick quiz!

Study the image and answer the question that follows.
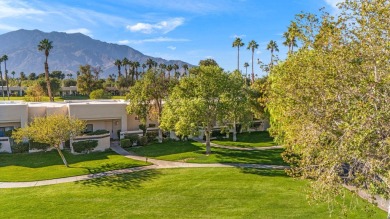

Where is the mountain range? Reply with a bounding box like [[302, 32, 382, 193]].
[[0, 29, 192, 78]]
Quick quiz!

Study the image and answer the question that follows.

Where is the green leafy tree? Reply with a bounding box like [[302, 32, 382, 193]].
[[77, 64, 102, 95], [199, 58, 219, 67], [268, 2, 390, 215], [89, 89, 111, 99], [232, 37, 244, 71], [28, 72, 36, 80], [161, 65, 229, 154], [37, 78, 61, 97], [222, 70, 252, 141], [247, 40, 258, 83], [12, 114, 85, 167], [20, 72, 27, 81], [127, 69, 170, 142], [37, 39, 54, 102]]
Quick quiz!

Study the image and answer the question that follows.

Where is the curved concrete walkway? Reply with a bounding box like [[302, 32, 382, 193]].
[[0, 145, 288, 189]]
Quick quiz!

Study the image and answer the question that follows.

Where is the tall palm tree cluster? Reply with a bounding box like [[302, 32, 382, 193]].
[[113, 57, 190, 86], [232, 37, 279, 84]]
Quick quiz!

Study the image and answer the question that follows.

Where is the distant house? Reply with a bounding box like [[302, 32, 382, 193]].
[[0, 100, 157, 153]]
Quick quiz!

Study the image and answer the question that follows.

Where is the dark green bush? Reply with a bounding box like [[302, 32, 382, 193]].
[[120, 139, 131, 148], [12, 142, 29, 153], [0, 142, 2, 150], [72, 140, 98, 153], [146, 131, 158, 142], [138, 136, 148, 146], [5, 129, 14, 137], [124, 134, 139, 145], [85, 129, 110, 136], [29, 141, 50, 151]]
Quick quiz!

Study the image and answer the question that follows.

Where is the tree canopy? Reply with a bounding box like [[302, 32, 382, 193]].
[[12, 114, 85, 167], [268, 0, 389, 213]]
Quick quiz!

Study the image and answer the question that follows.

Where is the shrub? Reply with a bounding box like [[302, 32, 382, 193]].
[[4, 129, 14, 137], [89, 89, 112, 99], [124, 134, 139, 146], [139, 124, 147, 136], [11, 142, 29, 153], [120, 139, 131, 148], [0, 142, 2, 150], [29, 141, 50, 151], [138, 136, 148, 146], [72, 140, 98, 153], [146, 131, 158, 142], [85, 129, 110, 136]]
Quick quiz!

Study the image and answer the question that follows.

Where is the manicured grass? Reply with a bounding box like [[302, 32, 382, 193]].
[[0, 150, 149, 182], [130, 140, 285, 165], [0, 168, 385, 218], [212, 131, 277, 148]]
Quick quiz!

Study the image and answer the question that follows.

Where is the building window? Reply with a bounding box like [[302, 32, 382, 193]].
[[0, 126, 14, 137], [148, 124, 156, 128], [84, 124, 93, 133], [134, 116, 139, 120]]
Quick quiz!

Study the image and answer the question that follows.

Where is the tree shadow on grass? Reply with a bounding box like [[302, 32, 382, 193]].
[[75, 169, 161, 190], [83, 163, 146, 174], [239, 168, 289, 178]]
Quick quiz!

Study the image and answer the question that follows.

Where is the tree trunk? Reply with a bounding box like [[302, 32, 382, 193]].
[[4, 61, 9, 100], [232, 120, 237, 142], [0, 66, 4, 100], [251, 50, 254, 84], [205, 128, 211, 155], [44, 57, 53, 102], [237, 47, 240, 71], [56, 146, 69, 167]]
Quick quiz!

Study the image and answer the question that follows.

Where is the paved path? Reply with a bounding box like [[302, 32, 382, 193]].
[[193, 138, 283, 151], [0, 145, 287, 189]]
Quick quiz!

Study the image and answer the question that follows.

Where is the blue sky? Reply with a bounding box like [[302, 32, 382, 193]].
[[0, 0, 340, 76]]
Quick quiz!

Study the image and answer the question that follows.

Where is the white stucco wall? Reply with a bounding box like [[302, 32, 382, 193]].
[[70, 134, 111, 153], [0, 137, 12, 153]]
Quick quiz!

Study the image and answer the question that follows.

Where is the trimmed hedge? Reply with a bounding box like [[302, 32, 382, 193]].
[[146, 131, 158, 142], [72, 140, 98, 153], [120, 139, 131, 148], [85, 129, 110, 136], [138, 136, 148, 146], [11, 142, 29, 153], [29, 141, 50, 151], [124, 134, 139, 145]]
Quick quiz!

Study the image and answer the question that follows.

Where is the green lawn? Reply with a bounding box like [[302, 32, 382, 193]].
[[129, 140, 285, 165], [212, 131, 277, 148], [0, 168, 384, 218], [0, 150, 149, 182]]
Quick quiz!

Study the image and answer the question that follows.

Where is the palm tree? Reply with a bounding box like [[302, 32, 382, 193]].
[[159, 63, 166, 78], [247, 40, 258, 84], [122, 58, 129, 79], [0, 57, 4, 100], [114, 59, 122, 77], [2, 55, 10, 100], [283, 21, 299, 53], [142, 63, 146, 73], [232, 37, 244, 71], [37, 39, 54, 102], [266, 40, 279, 68], [11, 71, 15, 79], [182, 64, 189, 76], [243, 62, 249, 78], [146, 58, 154, 70], [166, 65, 173, 80], [131, 61, 140, 81], [173, 64, 179, 79]]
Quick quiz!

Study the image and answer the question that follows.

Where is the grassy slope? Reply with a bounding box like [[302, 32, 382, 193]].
[[0, 168, 385, 218], [212, 131, 277, 148], [0, 150, 148, 181], [130, 140, 285, 165]]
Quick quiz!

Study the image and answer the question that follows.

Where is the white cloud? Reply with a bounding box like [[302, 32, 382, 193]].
[[0, 0, 44, 19], [64, 28, 92, 37], [324, 0, 342, 10], [127, 17, 184, 34], [118, 40, 130, 45], [256, 50, 262, 55], [167, 46, 176, 50], [0, 24, 18, 31], [125, 37, 190, 44]]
